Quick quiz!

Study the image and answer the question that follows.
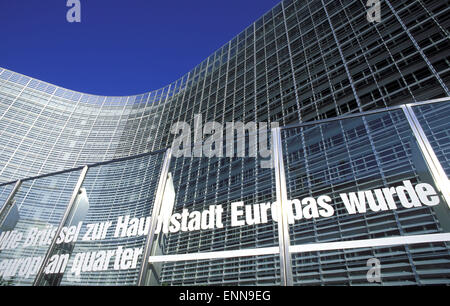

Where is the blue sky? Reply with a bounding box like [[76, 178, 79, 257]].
[[0, 0, 281, 96]]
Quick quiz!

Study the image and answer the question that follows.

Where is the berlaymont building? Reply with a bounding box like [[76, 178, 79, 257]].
[[0, 0, 449, 286]]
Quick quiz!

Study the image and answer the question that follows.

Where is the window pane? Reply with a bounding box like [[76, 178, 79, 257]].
[[281, 109, 450, 285], [0, 183, 14, 213], [0, 170, 82, 286], [149, 254, 281, 286]]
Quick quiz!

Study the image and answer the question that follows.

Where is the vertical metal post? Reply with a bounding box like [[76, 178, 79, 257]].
[[272, 127, 293, 286], [402, 105, 450, 208], [33, 165, 89, 286], [0, 180, 22, 228], [137, 148, 172, 286]]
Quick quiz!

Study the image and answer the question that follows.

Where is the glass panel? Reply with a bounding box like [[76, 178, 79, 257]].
[[149, 254, 281, 286], [0, 183, 15, 213], [281, 109, 450, 285], [0, 170, 82, 286], [152, 132, 279, 252], [412, 100, 450, 178], [153, 158, 278, 252], [37, 152, 166, 286], [146, 129, 281, 284]]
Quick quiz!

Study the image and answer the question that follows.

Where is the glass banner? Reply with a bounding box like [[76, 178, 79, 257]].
[[36, 152, 166, 286], [281, 109, 450, 285]]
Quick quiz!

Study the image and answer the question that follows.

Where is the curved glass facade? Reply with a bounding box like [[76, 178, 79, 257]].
[[0, 0, 449, 286], [1, 0, 449, 184]]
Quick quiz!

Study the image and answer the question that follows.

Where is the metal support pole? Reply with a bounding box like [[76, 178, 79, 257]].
[[272, 127, 293, 286]]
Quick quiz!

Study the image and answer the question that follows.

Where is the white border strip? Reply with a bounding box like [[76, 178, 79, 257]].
[[148, 233, 450, 263], [148, 247, 280, 263], [289, 233, 450, 254]]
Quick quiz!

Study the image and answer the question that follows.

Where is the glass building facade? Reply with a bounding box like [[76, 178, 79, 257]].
[[0, 0, 449, 286]]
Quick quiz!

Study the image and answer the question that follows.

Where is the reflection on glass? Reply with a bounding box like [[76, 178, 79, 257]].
[[145, 128, 281, 285], [37, 152, 165, 286], [151, 155, 279, 257], [39, 187, 90, 286], [0, 170, 81, 286], [0, 183, 15, 216]]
